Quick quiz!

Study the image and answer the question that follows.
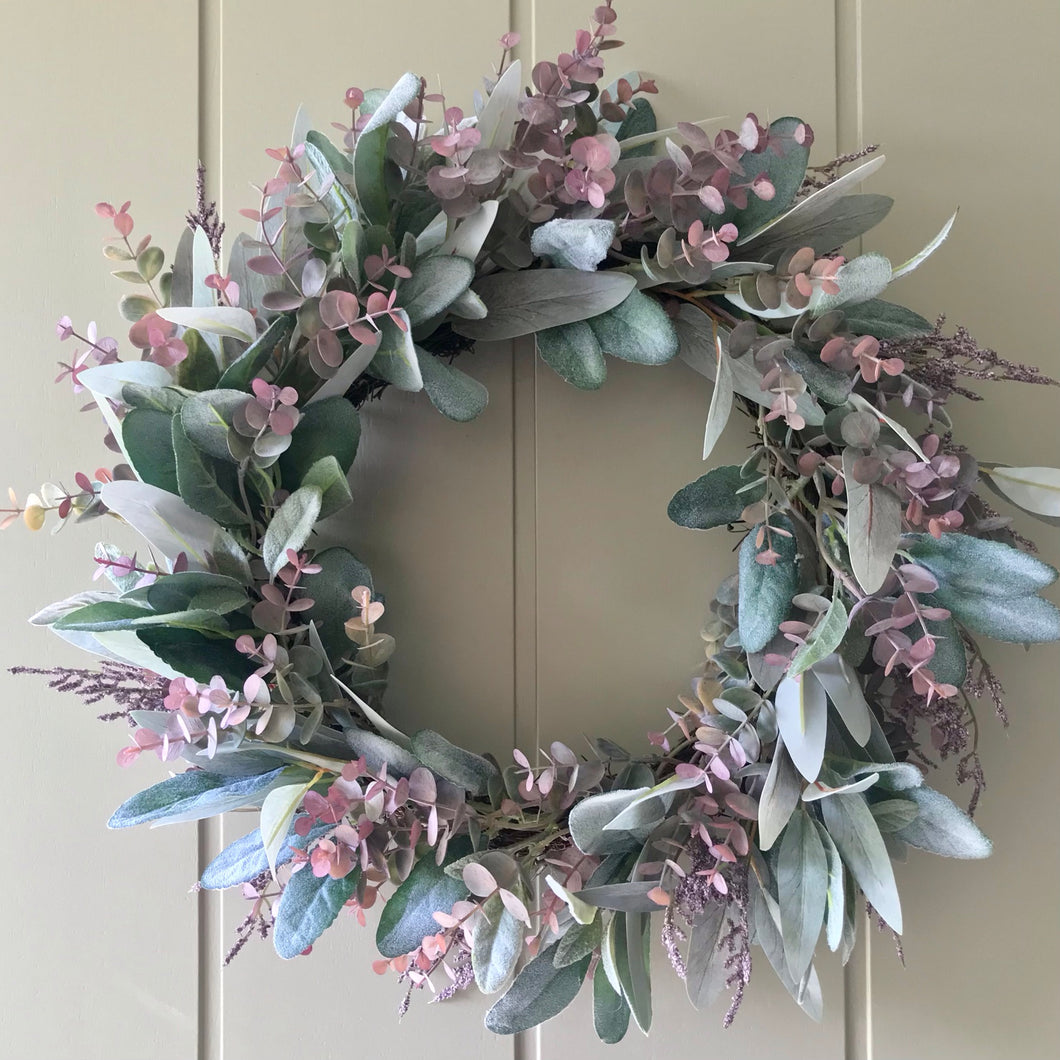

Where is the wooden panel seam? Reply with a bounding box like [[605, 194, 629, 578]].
[[197, 2, 225, 1059]]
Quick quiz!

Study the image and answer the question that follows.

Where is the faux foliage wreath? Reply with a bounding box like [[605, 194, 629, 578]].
[[9, 1, 1060, 1041]]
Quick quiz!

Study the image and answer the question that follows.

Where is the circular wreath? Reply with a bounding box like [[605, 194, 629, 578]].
[[9, 1, 1060, 1041]]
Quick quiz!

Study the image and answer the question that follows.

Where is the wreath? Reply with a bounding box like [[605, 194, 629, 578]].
[[9, 1, 1060, 1041]]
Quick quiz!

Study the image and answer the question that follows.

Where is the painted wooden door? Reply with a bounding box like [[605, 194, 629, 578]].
[[1, 2, 1056, 1058]]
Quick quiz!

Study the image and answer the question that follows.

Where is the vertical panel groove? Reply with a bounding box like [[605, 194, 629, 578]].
[[508, 9, 538, 1060], [835, 2, 872, 1058], [197, 2, 224, 1059]]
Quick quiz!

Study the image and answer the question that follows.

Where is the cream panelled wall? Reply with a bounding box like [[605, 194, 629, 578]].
[[2, 2, 1057, 1059]]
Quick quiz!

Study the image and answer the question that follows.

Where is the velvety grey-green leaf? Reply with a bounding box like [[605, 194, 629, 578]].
[[569, 787, 656, 855], [108, 767, 284, 829], [784, 347, 854, 406], [453, 269, 636, 341], [921, 614, 967, 686], [530, 218, 616, 272], [812, 252, 893, 312], [279, 395, 360, 488], [345, 728, 422, 779], [587, 288, 678, 365], [473, 892, 524, 994], [200, 819, 331, 889], [668, 465, 765, 530], [274, 866, 360, 958], [353, 123, 390, 226], [398, 255, 474, 325], [180, 389, 247, 462], [122, 409, 178, 494], [774, 672, 828, 782], [410, 729, 499, 796], [929, 589, 1060, 644], [814, 820, 846, 952], [741, 194, 894, 261], [416, 348, 489, 421], [840, 298, 932, 340], [376, 837, 472, 958], [124, 570, 248, 615], [369, 311, 422, 391], [555, 915, 602, 968], [820, 792, 902, 933], [905, 532, 1058, 598], [484, 943, 591, 1035], [593, 968, 631, 1044], [730, 117, 811, 234], [790, 595, 849, 678], [574, 881, 662, 913], [53, 601, 228, 635], [535, 320, 607, 390], [172, 416, 250, 526], [615, 97, 656, 158], [738, 515, 799, 653], [303, 547, 373, 662], [262, 486, 322, 577], [893, 786, 992, 858], [217, 316, 293, 391], [844, 449, 901, 594], [777, 808, 828, 982], [685, 900, 729, 1009], [759, 740, 803, 850], [135, 627, 254, 688]]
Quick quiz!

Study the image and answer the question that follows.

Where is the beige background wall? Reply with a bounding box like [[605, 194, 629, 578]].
[[1, 2, 1056, 1058]]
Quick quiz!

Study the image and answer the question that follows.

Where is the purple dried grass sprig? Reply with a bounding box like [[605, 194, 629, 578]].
[[10, 661, 169, 721], [186, 161, 225, 260]]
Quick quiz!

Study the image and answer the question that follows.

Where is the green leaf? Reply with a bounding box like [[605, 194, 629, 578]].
[[869, 799, 920, 833], [790, 594, 848, 678], [124, 570, 248, 615], [119, 293, 160, 322], [574, 881, 664, 913], [376, 837, 472, 958], [262, 486, 322, 577], [454, 269, 636, 341], [397, 255, 474, 325], [217, 315, 293, 391], [200, 820, 329, 889], [893, 786, 992, 859], [593, 967, 631, 1044], [743, 195, 894, 261], [175, 328, 221, 390], [731, 117, 811, 234], [273, 865, 360, 958], [300, 455, 353, 519], [259, 771, 318, 878], [843, 449, 902, 594], [774, 673, 828, 782], [305, 128, 352, 176], [473, 891, 524, 994], [484, 943, 591, 1035], [409, 729, 499, 796], [303, 547, 374, 662], [840, 298, 933, 340], [569, 787, 657, 855], [353, 123, 390, 226], [369, 310, 422, 391], [891, 209, 958, 281], [906, 531, 1058, 598], [921, 614, 967, 686], [811, 252, 893, 313], [555, 915, 602, 968], [759, 739, 802, 850], [360, 71, 421, 135], [784, 346, 854, 406], [615, 908, 652, 1033], [809, 653, 872, 746], [416, 349, 489, 421], [278, 395, 360, 489], [135, 626, 255, 688], [702, 331, 734, 458], [108, 767, 285, 829], [820, 792, 902, 933], [614, 97, 656, 157], [122, 409, 178, 494], [685, 901, 730, 1009], [928, 589, 1060, 644], [535, 320, 607, 390], [340, 218, 365, 286], [180, 389, 247, 462], [587, 289, 678, 365], [668, 465, 764, 530], [158, 305, 257, 343], [777, 808, 828, 982], [980, 464, 1060, 525], [814, 820, 846, 952], [172, 417, 251, 526], [738, 515, 799, 653]]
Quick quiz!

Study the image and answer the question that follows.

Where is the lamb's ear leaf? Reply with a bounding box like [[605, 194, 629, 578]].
[[892, 786, 992, 859], [484, 944, 591, 1035], [738, 516, 799, 653], [273, 866, 360, 958]]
